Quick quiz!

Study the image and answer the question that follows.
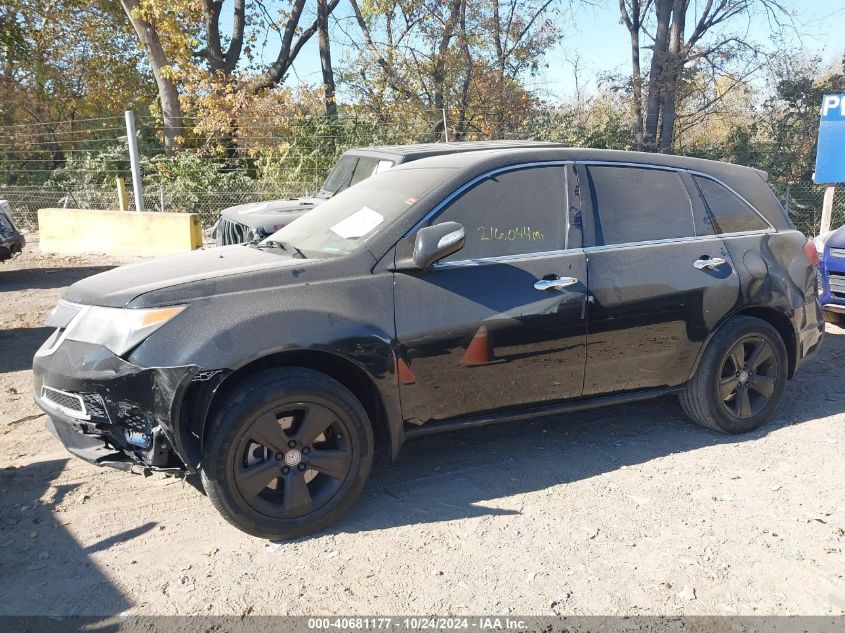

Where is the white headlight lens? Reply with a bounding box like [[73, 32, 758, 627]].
[[64, 305, 186, 356]]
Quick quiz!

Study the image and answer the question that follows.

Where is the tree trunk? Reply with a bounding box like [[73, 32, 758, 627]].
[[119, 0, 181, 152], [658, 0, 687, 152], [454, 0, 472, 140], [431, 0, 463, 140], [619, 1, 644, 149], [317, 0, 337, 117], [642, 0, 672, 151]]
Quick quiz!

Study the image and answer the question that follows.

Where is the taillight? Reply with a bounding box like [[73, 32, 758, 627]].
[[803, 240, 820, 268]]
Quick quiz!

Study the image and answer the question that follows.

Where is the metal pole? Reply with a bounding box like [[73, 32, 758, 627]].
[[125, 111, 144, 212], [441, 108, 449, 142], [820, 185, 835, 234]]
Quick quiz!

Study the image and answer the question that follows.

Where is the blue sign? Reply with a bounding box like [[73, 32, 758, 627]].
[[815, 94, 845, 184]]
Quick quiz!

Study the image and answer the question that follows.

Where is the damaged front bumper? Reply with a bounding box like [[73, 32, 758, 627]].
[[33, 338, 201, 473]]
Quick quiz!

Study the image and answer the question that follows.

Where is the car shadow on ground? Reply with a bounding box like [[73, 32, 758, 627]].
[[0, 459, 136, 616], [0, 326, 54, 373], [333, 327, 845, 536], [0, 265, 115, 291]]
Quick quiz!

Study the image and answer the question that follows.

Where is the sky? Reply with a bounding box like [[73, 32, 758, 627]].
[[254, 0, 845, 102]]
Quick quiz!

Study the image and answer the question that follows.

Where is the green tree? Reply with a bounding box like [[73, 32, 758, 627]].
[[0, 0, 154, 184]]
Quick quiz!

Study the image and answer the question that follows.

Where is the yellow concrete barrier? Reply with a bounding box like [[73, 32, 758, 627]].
[[38, 208, 203, 257]]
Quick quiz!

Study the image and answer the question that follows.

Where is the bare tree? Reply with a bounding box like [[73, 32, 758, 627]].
[[118, 0, 182, 151], [345, 0, 560, 138], [119, 0, 343, 148], [619, 0, 652, 148], [200, 0, 245, 75], [618, 0, 792, 152], [317, 0, 336, 116], [247, 0, 341, 92]]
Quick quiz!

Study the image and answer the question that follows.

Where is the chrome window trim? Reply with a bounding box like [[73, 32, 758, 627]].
[[433, 248, 578, 269], [408, 158, 777, 268], [432, 228, 774, 268]]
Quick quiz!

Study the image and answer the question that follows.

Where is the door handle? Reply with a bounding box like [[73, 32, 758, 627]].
[[534, 276, 579, 291], [693, 257, 727, 270]]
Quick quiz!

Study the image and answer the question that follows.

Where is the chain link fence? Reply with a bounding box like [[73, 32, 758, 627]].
[[772, 183, 844, 237], [1, 179, 842, 238], [0, 182, 322, 230]]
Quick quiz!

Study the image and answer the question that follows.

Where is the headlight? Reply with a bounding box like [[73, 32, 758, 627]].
[[62, 304, 186, 356]]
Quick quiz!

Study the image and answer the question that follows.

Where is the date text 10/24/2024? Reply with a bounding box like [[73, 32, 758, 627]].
[[307, 618, 528, 630]]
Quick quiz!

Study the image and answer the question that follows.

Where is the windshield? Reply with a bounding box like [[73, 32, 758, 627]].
[[318, 154, 397, 198], [319, 155, 357, 197], [265, 167, 454, 257]]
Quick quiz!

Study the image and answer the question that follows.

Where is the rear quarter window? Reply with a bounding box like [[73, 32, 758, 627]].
[[693, 176, 769, 234]]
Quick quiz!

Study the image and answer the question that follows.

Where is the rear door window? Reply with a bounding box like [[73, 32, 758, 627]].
[[693, 176, 769, 234], [583, 165, 695, 246], [433, 166, 567, 262]]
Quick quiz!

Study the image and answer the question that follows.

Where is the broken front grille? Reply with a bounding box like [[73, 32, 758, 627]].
[[216, 217, 254, 246], [81, 393, 110, 422]]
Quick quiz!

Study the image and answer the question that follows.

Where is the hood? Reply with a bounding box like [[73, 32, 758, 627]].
[[221, 197, 325, 230], [64, 245, 310, 308], [825, 225, 845, 249]]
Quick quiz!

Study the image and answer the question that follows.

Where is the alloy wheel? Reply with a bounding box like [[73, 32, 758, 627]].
[[718, 336, 778, 419], [233, 401, 353, 518]]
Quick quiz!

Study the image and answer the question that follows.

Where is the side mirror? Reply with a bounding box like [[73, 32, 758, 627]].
[[412, 222, 465, 269]]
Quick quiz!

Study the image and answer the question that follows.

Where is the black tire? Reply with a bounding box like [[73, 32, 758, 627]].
[[680, 316, 788, 434], [201, 368, 373, 539]]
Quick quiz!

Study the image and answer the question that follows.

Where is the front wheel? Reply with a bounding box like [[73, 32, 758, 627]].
[[680, 316, 788, 434], [201, 368, 374, 539]]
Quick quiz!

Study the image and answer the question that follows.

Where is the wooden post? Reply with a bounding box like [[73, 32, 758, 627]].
[[820, 185, 835, 234], [116, 176, 129, 211]]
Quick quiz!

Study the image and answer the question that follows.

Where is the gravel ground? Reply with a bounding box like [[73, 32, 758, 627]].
[[1, 236, 844, 617]]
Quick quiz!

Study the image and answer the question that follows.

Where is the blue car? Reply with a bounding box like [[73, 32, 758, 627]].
[[815, 225, 845, 325]]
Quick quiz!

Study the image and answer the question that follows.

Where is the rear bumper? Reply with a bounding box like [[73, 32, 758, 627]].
[[793, 299, 824, 373], [33, 338, 199, 473]]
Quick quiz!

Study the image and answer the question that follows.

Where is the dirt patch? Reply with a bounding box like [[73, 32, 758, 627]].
[[1, 236, 844, 616]]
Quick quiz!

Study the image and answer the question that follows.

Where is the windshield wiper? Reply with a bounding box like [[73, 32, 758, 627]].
[[256, 239, 307, 259]]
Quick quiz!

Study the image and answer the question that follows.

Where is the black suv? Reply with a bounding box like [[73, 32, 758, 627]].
[[214, 140, 561, 245], [33, 147, 824, 539]]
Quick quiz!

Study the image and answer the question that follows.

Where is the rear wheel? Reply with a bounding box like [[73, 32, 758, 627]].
[[680, 316, 787, 434], [201, 368, 373, 539]]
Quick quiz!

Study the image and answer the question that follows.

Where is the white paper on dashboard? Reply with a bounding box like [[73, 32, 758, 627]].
[[330, 207, 384, 239]]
